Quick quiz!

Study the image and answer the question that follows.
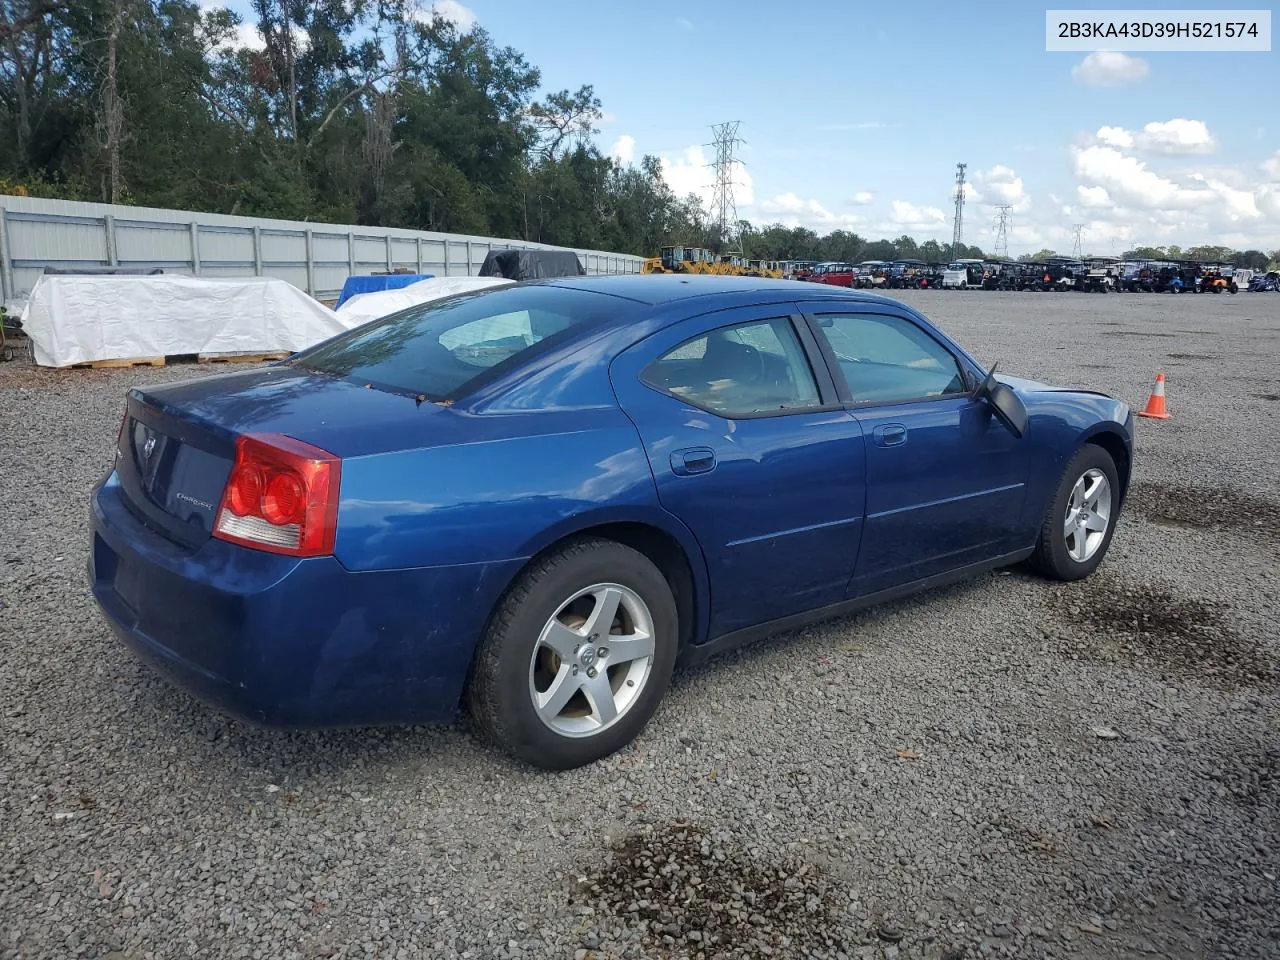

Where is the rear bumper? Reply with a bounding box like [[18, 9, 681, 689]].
[[89, 472, 523, 727]]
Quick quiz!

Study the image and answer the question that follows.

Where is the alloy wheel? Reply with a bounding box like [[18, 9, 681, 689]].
[[527, 583, 655, 738], [1064, 468, 1112, 563]]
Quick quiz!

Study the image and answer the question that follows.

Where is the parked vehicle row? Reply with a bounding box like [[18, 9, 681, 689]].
[[679, 252, 1269, 294], [780, 255, 1268, 294]]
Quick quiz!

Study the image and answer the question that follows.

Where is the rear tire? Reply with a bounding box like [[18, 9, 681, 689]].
[[467, 537, 678, 769], [1027, 445, 1121, 582]]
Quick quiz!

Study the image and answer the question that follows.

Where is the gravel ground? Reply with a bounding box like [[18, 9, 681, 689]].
[[1, 290, 1278, 960]]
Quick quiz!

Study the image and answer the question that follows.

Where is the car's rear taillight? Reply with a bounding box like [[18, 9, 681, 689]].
[[213, 434, 341, 557]]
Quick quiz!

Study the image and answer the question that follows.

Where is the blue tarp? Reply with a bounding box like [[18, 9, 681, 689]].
[[335, 273, 435, 308]]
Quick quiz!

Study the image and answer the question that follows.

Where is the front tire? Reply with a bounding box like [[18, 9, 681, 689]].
[[467, 537, 678, 769], [1028, 445, 1121, 581]]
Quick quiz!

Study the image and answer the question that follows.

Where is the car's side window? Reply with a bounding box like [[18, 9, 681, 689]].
[[813, 313, 967, 404], [641, 318, 822, 417]]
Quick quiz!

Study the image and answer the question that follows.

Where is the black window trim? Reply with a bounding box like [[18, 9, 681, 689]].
[[797, 304, 979, 409], [638, 309, 842, 421]]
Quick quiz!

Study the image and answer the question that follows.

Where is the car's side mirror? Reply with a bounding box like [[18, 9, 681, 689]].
[[975, 364, 1028, 438]]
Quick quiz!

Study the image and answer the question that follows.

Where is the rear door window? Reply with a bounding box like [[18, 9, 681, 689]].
[[292, 285, 619, 400], [641, 317, 822, 416]]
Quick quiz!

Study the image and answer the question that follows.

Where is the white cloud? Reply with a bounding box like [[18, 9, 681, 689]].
[[887, 200, 946, 229], [756, 192, 866, 231], [761, 193, 832, 218], [232, 22, 265, 50], [1051, 135, 1280, 253], [1196, 176, 1261, 221], [659, 145, 754, 209], [1096, 126, 1134, 149], [849, 191, 875, 205], [1072, 51, 1149, 87], [610, 134, 635, 165], [1071, 145, 1209, 209], [1077, 185, 1112, 208], [1264, 151, 1280, 181], [209, 20, 271, 52], [417, 0, 477, 29], [1139, 119, 1215, 155], [971, 164, 1030, 212], [1067, 219, 1138, 251], [1093, 119, 1216, 155], [1258, 187, 1280, 220]]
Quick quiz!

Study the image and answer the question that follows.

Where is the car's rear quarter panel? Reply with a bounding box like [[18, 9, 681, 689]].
[[334, 406, 667, 570]]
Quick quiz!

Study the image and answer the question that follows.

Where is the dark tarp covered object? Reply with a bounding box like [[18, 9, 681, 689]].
[[478, 249, 584, 280]]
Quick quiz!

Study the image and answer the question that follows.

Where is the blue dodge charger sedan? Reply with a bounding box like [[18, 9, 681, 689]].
[[89, 276, 1133, 768]]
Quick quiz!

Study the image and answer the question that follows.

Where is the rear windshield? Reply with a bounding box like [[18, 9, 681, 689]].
[[292, 284, 620, 400]]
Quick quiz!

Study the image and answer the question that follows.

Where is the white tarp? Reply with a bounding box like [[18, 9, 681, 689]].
[[21, 275, 349, 368], [334, 276, 514, 327]]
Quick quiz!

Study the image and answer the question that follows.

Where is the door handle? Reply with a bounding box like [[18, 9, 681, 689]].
[[670, 446, 716, 476], [873, 424, 907, 447]]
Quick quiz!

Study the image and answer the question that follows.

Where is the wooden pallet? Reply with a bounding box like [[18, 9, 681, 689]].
[[67, 356, 166, 369], [197, 351, 288, 365]]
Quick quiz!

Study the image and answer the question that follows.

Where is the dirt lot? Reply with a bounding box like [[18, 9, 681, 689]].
[[1, 289, 1278, 960]]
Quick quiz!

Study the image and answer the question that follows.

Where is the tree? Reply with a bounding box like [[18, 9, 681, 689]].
[[918, 239, 944, 264], [892, 235, 918, 260], [528, 84, 601, 162], [0, 0, 75, 176], [1234, 249, 1269, 270], [1184, 244, 1234, 263], [1019, 249, 1057, 262]]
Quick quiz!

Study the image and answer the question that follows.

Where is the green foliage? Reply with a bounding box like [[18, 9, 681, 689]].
[[1019, 249, 1058, 263], [1122, 243, 1268, 267]]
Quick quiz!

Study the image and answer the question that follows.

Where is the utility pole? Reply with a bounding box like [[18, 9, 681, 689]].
[[707, 121, 745, 254], [993, 205, 1012, 259], [1071, 223, 1086, 259], [951, 163, 967, 259]]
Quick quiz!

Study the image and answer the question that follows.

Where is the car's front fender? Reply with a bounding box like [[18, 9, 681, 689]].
[[1015, 388, 1134, 535]]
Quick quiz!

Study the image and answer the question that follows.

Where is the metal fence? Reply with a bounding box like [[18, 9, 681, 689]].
[[0, 195, 645, 304]]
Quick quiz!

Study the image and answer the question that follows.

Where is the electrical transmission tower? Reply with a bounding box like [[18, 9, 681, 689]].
[[1071, 223, 1086, 258], [951, 163, 967, 258], [707, 121, 745, 253], [993, 205, 1012, 259]]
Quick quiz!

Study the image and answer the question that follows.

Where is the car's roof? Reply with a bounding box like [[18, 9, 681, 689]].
[[530, 274, 910, 308]]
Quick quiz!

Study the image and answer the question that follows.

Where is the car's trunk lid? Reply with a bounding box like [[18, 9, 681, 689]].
[[117, 394, 237, 549], [115, 366, 446, 549]]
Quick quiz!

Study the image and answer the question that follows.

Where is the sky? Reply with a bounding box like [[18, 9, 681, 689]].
[[208, 0, 1280, 256]]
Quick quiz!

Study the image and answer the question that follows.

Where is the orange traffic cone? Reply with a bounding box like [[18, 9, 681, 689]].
[[1137, 372, 1171, 419]]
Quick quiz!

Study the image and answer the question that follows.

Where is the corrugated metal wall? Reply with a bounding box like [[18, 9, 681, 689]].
[[0, 195, 645, 303]]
